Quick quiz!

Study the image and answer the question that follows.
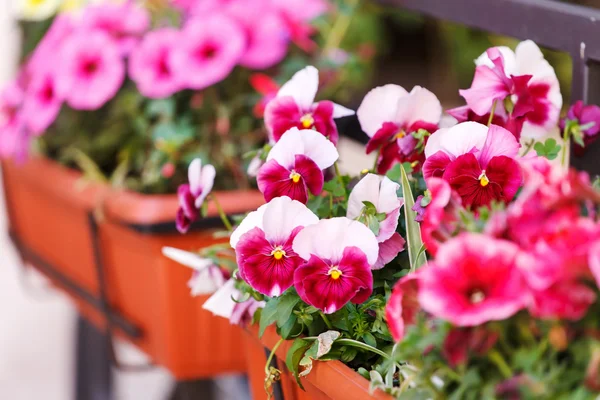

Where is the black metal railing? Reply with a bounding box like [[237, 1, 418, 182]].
[[380, 0, 600, 174]]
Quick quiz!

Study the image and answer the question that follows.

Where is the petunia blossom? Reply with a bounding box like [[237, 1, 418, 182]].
[[423, 122, 522, 208], [417, 233, 528, 326], [21, 69, 62, 135], [386, 274, 420, 342], [176, 158, 216, 234], [292, 217, 379, 314], [230, 196, 319, 297], [0, 81, 30, 160], [357, 85, 442, 173], [257, 127, 338, 203], [456, 40, 562, 141], [171, 15, 245, 91], [264, 66, 355, 144], [347, 173, 405, 268], [129, 28, 182, 99], [81, 2, 150, 56], [55, 30, 125, 110]]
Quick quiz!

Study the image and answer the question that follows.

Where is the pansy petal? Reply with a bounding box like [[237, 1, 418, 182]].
[[264, 95, 303, 141], [424, 121, 488, 159], [202, 279, 238, 319], [423, 151, 452, 180], [396, 86, 442, 128], [294, 155, 324, 195], [267, 127, 339, 170], [332, 102, 355, 118], [478, 124, 521, 169], [188, 158, 203, 195], [261, 196, 319, 243], [195, 164, 216, 208], [373, 231, 405, 270], [230, 203, 268, 248], [162, 247, 214, 270], [277, 65, 319, 110], [357, 84, 408, 137]]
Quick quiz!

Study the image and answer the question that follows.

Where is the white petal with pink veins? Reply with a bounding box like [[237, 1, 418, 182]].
[[395, 86, 442, 128], [293, 217, 379, 266], [195, 163, 216, 208], [229, 203, 268, 248], [478, 124, 521, 168], [347, 174, 401, 219], [267, 127, 339, 170], [277, 65, 319, 110], [424, 121, 488, 159], [357, 84, 408, 137]]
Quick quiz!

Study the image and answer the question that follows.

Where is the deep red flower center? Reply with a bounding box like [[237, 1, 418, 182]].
[[197, 42, 218, 60], [81, 58, 100, 77]]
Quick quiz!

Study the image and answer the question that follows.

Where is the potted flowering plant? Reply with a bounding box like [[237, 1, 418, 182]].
[[167, 38, 600, 399], [1, 0, 380, 379]]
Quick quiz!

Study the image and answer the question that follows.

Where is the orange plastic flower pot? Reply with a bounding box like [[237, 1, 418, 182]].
[[244, 325, 393, 400], [2, 157, 264, 379]]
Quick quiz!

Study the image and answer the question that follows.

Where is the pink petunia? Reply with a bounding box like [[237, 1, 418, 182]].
[[0, 82, 30, 160], [55, 30, 125, 110], [292, 217, 379, 314], [231, 196, 318, 297], [171, 14, 245, 91], [129, 28, 182, 99], [357, 85, 442, 173], [528, 280, 596, 321], [264, 66, 354, 144], [81, 2, 150, 56], [176, 159, 216, 233], [456, 40, 562, 141], [386, 274, 420, 342], [21, 69, 62, 135], [442, 327, 499, 367], [346, 173, 406, 268], [423, 122, 523, 208], [418, 233, 528, 326], [27, 14, 76, 76], [257, 127, 338, 203]]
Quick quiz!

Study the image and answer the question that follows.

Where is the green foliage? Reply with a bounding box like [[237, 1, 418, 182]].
[[534, 138, 562, 160]]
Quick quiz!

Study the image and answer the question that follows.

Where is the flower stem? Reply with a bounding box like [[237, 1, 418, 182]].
[[334, 162, 344, 184], [319, 311, 333, 330], [211, 194, 233, 232], [521, 139, 535, 156], [264, 338, 285, 375], [372, 149, 380, 172], [335, 338, 391, 360], [488, 349, 513, 379], [561, 124, 570, 168], [322, 0, 360, 54], [487, 100, 497, 127]]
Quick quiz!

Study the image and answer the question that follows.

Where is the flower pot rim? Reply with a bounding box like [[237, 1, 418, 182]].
[[247, 324, 393, 400], [3, 156, 264, 227]]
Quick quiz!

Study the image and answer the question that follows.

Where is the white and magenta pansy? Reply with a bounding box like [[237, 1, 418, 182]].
[[161, 247, 225, 296], [452, 40, 562, 141], [176, 158, 216, 233], [257, 127, 339, 203], [347, 173, 406, 269], [423, 122, 522, 208], [264, 66, 354, 144], [357, 85, 442, 173], [292, 217, 379, 314], [230, 196, 319, 297]]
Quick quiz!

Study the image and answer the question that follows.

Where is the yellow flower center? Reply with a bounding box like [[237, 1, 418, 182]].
[[478, 171, 490, 187], [300, 114, 314, 129], [290, 171, 301, 183], [394, 131, 406, 140], [328, 266, 343, 280], [28, 0, 46, 6], [361, 168, 369, 174], [271, 246, 286, 260]]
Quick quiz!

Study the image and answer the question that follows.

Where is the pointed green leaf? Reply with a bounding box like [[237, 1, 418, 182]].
[[400, 166, 427, 270]]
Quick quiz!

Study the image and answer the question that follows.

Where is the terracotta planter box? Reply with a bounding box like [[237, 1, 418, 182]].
[[1, 157, 264, 379], [244, 325, 393, 400]]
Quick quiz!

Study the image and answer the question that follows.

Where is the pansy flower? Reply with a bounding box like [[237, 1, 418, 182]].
[[129, 28, 182, 99], [230, 196, 319, 297], [423, 122, 522, 208], [561, 100, 600, 153], [417, 233, 528, 326], [257, 127, 338, 203], [347, 173, 406, 269], [264, 66, 354, 144], [202, 279, 265, 325], [357, 85, 442, 173], [292, 217, 379, 314], [161, 247, 225, 296], [176, 158, 216, 234], [453, 40, 562, 141]]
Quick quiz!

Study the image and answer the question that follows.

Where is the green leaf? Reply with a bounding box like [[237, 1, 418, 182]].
[[278, 314, 299, 340], [366, 215, 380, 236], [276, 290, 301, 327], [534, 138, 562, 160], [285, 339, 312, 389], [146, 98, 175, 119], [362, 332, 377, 348], [385, 164, 402, 181], [61, 148, 108, 184], [400, 166, 427, 270], [259, 297, 281, 337]]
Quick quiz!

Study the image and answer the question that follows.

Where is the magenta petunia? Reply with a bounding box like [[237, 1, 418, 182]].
[[418, 233, 528, 326], [0, 81, 30, 160], [55, 30, 125, 110], [129, 28, 182, 99], [423, 122, 522, 208], [27, 14, 76, 77], [176, 158, 216, 233], [257, 127, 338, 203], [357, 85, 442, 173], [386, 274, 420, 342], [264, 66, 354, 144], [171, 14, 245, 91], [21, 69, 62, 135], [81, 2, 150, 56], [346, 173, 405, 268], [528, 280, 596, 321], [230, 196, 319, 297], [292, 217, 379, 313]]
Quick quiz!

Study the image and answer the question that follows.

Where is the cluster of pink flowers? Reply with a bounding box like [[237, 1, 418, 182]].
[[0, 0, 328, 159]]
